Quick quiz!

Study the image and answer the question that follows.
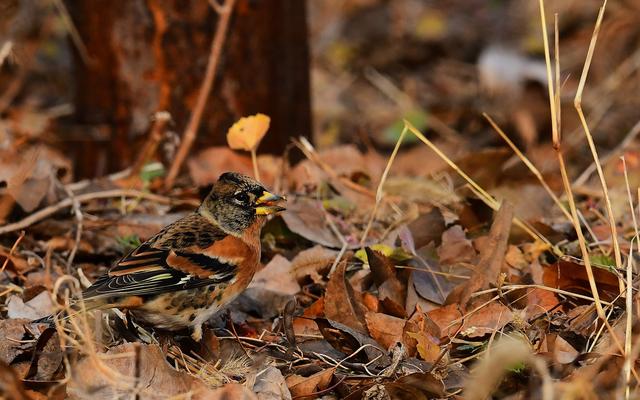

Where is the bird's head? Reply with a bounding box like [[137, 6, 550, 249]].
[[199, 172, 286, 235]]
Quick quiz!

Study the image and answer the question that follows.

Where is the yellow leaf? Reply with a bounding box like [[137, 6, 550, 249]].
[[226, 113, 271, 151], [407, 331, 441, 362]]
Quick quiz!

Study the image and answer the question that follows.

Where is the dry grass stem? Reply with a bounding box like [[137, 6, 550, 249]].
[[622, 157, 637, 399], [539, 0, 607, 323], [360, 125, 407, 245], [483, 113, 571, 222], [404, 120, 561, 256], [471, 284, 612, 306], [573, 1, 623, 291]]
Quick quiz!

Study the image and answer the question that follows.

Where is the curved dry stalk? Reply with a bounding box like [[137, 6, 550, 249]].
[[404, 121, 562, 256], [0, 189, 198, 235], [483, 113, 572, 222], [165, 0, 237, 189], [573, 0, 623, 288], [538, 0, 607, 323], [360, 125, 407, 245]]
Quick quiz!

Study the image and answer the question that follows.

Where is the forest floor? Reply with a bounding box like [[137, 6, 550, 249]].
[[3, 0, 640, 399]]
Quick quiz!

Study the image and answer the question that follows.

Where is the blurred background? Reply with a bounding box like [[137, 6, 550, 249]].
[[1, 0, 640, 202]]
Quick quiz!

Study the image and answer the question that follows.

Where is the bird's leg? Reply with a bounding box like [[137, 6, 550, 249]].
[[191, 323, 203, 342]]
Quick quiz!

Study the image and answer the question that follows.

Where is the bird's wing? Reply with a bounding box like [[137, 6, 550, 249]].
[[83, 214, 242, 300]]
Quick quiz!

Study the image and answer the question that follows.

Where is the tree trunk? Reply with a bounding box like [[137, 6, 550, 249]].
[[64, 0, 311, 178]]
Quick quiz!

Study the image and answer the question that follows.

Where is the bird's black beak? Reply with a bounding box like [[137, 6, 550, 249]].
[[255, 191, 286, 215]]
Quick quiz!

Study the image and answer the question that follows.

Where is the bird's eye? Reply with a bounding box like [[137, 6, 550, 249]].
[[233, 192, 249, 203]]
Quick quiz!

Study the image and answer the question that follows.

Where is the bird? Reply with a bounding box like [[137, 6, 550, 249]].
[[66, 172, 285, 341]]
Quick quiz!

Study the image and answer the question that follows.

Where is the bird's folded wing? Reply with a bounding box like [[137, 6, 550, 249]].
[[83, 242, 238, 299]]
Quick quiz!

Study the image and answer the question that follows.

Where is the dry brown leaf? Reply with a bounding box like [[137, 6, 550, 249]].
[[7, 291, 54, 320], [544, 333, 579, 365], [28, 329, 63, 381], [407, 208, 446, 249], [226, 113, 270, 151], [445, 201, 513, 309], [0, 145, 71, 212], [524, 288, 559, 320], [491, 184, 554, 221], [362, 292, 380, 312], [286, 368, 334, 398], [366, 248, 406, 316], [290, 245, 338, 283], [543, 261, 620, 302], [365, 312, 405, 349], [293, 317, 322, 337], [437, 225, 476, 265], [253, 366, 291, 400], [303, 297, 325, 318], [250, 254, 300, 296], [460, 302, 514, 338], [504, 245, 528, 270], [188, 146, 253, 184], [281, 197, 347, 248], [324, 262, 368, 333], [0, 319, 29, 365], [427, 304, 463, 337], [289, 145, 385, 189], [67, 343, 223, 399], [403, 310, 442, 358], [406, 331, 441, 363]]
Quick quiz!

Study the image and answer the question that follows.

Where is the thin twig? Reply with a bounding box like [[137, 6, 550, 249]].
[[0, 189, 198, 235], [165, 0, 237, 189], [0, 232, 25, 276]]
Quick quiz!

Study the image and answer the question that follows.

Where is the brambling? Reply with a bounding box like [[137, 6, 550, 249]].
[[79, 172, 285, 341]]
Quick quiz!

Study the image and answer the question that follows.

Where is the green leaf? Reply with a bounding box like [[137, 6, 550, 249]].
[[590, 254, 616, 270], [140, 162, 165, 183], [116, 234, 142, 252], [382, 109, 427, 145], [355, 244, 413, 263]]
